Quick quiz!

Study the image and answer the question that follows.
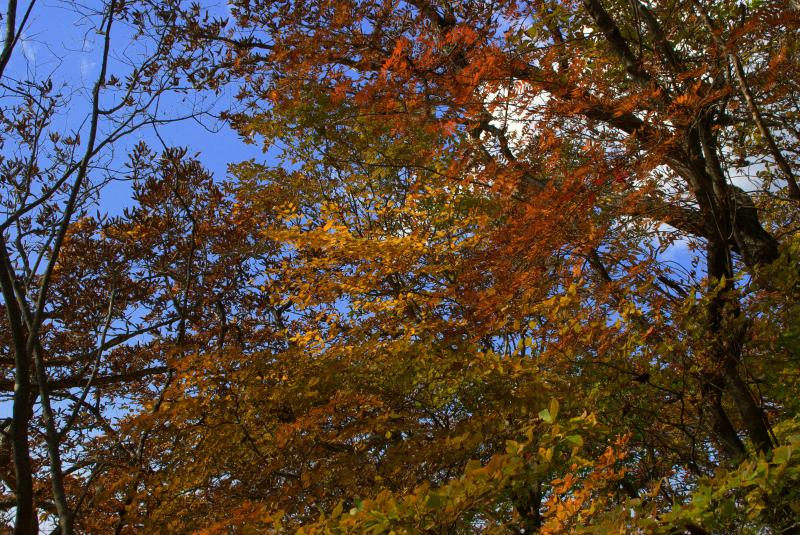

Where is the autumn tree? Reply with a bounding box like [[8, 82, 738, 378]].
[[108, 0, 800, 532], [7, 0, 799, 532], [0, 1, 225, 532]]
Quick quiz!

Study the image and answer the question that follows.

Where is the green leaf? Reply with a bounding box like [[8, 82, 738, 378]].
[[426, 493, 445, 509], [565, 434, 583, 447], [538, 408, 553, 424], [549, 398, 560, 421]]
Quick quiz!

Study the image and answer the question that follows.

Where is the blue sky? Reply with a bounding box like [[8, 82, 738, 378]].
[[9, 0, 265, 215]]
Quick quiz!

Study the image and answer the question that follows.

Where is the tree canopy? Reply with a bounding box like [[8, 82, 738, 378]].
[[1, 0, 800, 533]]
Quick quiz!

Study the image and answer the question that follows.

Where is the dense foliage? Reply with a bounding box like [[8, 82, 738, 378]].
[[1, 0, 800, 532]]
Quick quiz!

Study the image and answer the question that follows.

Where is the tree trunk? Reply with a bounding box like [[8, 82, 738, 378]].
[[0, 238, 37, 535]]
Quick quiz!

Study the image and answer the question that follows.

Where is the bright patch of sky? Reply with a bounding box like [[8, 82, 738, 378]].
[[3, 1, 267, 217]]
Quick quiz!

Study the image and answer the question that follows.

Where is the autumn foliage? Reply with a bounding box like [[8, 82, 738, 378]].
[[2, 0, 800, 533]]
